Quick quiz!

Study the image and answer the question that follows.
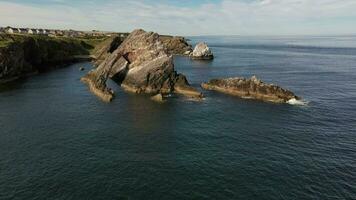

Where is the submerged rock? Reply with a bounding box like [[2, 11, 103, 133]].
[[82, 29, 202, 101], [190, 42, 214, 60], [201, 76, 300, 103]]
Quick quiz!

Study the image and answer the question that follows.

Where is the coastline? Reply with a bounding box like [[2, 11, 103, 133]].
[[0, 34, 101, 84]]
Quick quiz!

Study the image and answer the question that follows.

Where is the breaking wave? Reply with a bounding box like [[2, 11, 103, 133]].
[[287, 98, 309, 106]]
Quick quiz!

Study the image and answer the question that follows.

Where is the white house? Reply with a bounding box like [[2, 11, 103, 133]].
[[27, 28, 34, 34], [35, 29, 44, 34], [5, 27, 14, 34]]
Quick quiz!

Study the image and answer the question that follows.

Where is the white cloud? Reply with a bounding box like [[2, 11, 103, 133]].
[[0, 0, 356, 35]]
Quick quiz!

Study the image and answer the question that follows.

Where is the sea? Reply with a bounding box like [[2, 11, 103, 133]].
[[0, 35, 355, 199]]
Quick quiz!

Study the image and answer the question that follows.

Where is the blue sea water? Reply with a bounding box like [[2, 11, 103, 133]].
[[0, 36, 356, 199]]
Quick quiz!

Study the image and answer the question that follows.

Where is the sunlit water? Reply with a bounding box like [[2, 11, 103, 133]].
[[1, 36, 356, 199]]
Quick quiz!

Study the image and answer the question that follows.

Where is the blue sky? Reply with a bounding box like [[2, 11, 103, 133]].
[[1, 0, 356, 36]]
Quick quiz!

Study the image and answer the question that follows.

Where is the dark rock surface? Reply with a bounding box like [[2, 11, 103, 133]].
[[159, 36, 192, 55], [82, 29, 202, 102], [201, 76, 300, 103], [0, 35, 91, 83]]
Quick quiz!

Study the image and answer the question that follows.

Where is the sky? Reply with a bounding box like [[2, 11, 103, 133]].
[[0, 0, 356, 36]]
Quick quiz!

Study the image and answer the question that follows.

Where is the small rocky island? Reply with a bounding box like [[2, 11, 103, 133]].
[[190, 42, 214, 60], [201, 76, 300, 103], [82, 29, 202, 102]]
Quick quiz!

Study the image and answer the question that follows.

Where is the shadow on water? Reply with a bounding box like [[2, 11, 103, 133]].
[[0, 78, 29, 93]]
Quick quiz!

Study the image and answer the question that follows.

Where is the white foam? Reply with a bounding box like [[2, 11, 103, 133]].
[[287, 98, 309, 106]]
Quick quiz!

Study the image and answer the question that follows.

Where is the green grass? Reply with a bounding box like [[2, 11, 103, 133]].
[[0, 34, 15, 48], [0, 41, 11, 48], [0, 33, 110, 53]]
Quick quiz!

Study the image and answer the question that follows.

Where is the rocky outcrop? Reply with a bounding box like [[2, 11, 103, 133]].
[[201, 76, 300, 103], [0, 34, 91, 83], [92, 36, 125, 65], [93, 35, 192, 65], [159, 36, 192, 55], [190, 42, 214, 60], [0, 43, 29, 82], [82, 29, 202, 102]]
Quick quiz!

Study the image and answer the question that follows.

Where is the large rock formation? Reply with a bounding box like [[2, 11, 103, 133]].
[[81, 29, 202, 102], [159, 36, 192, 55], [201, 76, 300, 103], [92, 36, 125, 65], [190, 42, 214, 60]]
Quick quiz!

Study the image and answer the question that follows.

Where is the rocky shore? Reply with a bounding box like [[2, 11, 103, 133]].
[[0, 34, 93, 83], [1, 30, 301, 105], [201, 76, 300, 103], [82, 29, 202, 102]]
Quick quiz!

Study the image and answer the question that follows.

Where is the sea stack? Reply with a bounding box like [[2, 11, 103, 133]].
[[190, 42, 214, 60], [81, 29, 202, 102], [201, 76, 300, 103]]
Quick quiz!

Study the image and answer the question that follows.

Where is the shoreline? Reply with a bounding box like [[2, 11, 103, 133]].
[[0, 56, 93, 84]]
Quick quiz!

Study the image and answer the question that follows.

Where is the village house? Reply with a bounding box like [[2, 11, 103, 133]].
[[36, 29, 42, 34], [1, 26, 118, 37], [8, 27, 21, 34], [47, 30, 56, 37], [26, 28, 34, 34], [4, 27, 14, 34], [4, 27, 31, 34], [19, 28, 28, 34], [55, 30, 64, 36]]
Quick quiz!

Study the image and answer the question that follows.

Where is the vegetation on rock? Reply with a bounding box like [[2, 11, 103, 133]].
[[0, 33, 109, 82]]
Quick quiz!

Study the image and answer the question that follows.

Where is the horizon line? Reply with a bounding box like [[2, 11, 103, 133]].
[[1, 24, 356, 38]]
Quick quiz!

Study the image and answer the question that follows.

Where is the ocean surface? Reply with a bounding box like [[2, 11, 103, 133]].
[[1, 35, 356, 199]]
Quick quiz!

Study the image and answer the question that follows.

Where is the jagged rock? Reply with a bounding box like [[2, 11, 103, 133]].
[[159, 36, 193, 55], [190, 42, 214, 60], [201, 76, 300, 103], [92, 36, 125, 65], [81, 72, 114, 102], [1, 34, 90, 83], [82, 29, 202, 101]]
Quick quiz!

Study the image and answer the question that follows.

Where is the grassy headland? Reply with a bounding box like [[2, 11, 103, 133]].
[[0, 33, 118, 82]]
